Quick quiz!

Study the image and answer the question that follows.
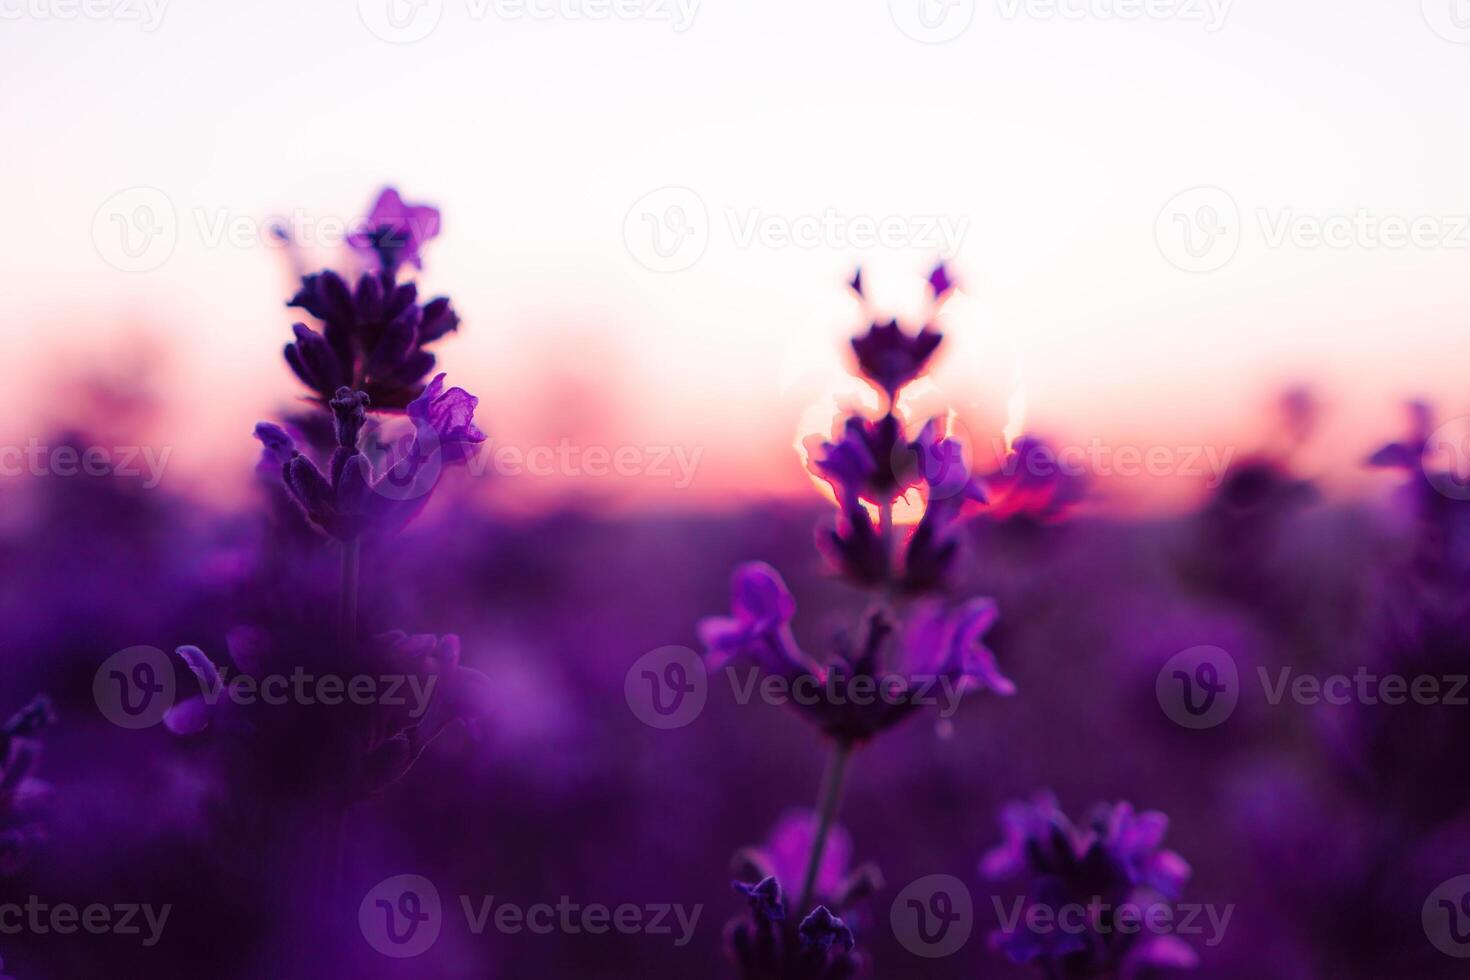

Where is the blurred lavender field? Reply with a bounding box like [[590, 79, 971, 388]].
[[0, 189, 1467, 980]]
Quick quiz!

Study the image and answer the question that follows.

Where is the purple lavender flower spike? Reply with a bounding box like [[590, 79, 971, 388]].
[[253, 421, 297, 469], [982, 794, 1198, 978], [849, 318, 943, 401], [697, 562, 813, 676], [405, 372, 486, 465], [287, 270, 459, 409], [797, 906, 854, 953], [256, 375, 484, 541], [0, 696, 54, 876], [734, 875, 787, 923], [726, 875, 865, 979], [348, 186, 442, 276]]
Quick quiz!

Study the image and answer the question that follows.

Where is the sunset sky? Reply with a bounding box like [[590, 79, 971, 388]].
[[4, 0, 1469, 509]]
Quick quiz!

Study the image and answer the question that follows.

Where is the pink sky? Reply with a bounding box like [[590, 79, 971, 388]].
[[3, 0, 1468, 510]]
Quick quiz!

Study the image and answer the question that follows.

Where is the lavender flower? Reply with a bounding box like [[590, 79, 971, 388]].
[[255, 374, 485, 542], [847, 262, 952, 401], [981, 435, 1089, 524], [849, 320, 943, 403], [981, 793, 1197, 979], [726, 875, 863, 979], [1367, 401, 1470, 583], [347, 186, 442, 277], [285, 270, 460, 409], [0, 696, 54, 875], [698, 563, 1012, 741]]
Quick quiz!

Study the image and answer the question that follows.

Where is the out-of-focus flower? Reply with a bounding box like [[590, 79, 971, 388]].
[[165, 629, 491, 804], [286, 269, 459, 409], [255, 375, 485, 542], [1366, 400, 1432, 472], [698, 563, 815, 678], [733, 811, 882, 915], [1367, 401, 1470, 584], [0, 696, 54, 875], [726, 875, 863, 980], [981, 436, 1088, 523], [698, 564, 1011, 741], [981, 793, 1197, 978], [347, 186, 442, 276]]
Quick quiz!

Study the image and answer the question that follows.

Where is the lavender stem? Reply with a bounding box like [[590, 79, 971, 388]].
[[339, 537, 360, 653], [796, 738, 852, 917]]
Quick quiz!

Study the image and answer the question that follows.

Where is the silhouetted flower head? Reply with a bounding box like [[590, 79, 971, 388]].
[[286, 269, 459, 409], [850, 320, 942, 402], [726, 875, 863, 979], [982, 793, 1196, 978], [347, 187, 442, 277], [845, 263, 953, 401], [255, 375, 485, 541]]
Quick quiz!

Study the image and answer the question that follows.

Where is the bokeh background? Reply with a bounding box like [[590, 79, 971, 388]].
[[2, 0, 1470, 977]]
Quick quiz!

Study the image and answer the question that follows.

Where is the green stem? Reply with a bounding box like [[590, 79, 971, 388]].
[[796, 739, 853, 917], [339, 537, 361, 654]]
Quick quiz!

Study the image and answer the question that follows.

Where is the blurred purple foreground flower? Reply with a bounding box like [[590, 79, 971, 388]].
[[982, 793, 1197, 979], [0, 696, 53, 875], [348, 186, 442, 277]]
